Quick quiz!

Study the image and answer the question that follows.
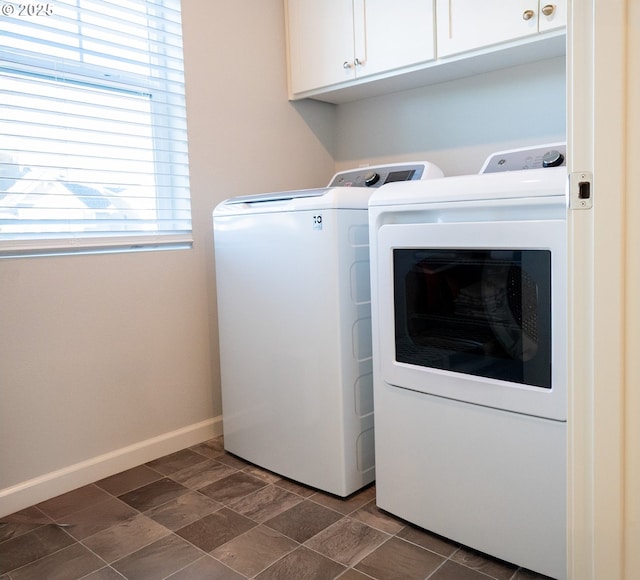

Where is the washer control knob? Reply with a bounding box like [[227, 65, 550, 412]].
[[542, 150, 565, 168], [364, 171, 380, 186]]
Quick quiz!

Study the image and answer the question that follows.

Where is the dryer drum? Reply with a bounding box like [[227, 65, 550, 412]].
[[481, 263, 539, 362]]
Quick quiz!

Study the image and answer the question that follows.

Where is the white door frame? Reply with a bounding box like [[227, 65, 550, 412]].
[[568, 1, 639, 578]]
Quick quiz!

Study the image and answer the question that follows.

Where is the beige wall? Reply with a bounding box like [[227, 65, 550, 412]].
[[625, 3, 640, 575], [0, 0, 335, 517], [0, 0, 567, 518]]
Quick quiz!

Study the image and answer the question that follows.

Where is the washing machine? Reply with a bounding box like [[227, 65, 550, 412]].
[[213, 161, 443, 497]]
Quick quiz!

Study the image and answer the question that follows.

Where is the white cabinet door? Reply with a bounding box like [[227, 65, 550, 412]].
[[287, 0, 563, 100], [287, 0, 356, 94], [355, 0, 435, 79], [538, 1, 566, 33], [287, 0, 436, 95], [436, 0, 541, 58]]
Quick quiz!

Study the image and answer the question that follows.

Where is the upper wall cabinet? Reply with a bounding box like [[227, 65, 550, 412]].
[[436, 0, 567, 57], [285, 0, 566, 104], [286, 0, 436, 96]]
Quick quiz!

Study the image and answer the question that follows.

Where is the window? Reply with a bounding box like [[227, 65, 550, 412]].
[[0, 0, 192, 257]]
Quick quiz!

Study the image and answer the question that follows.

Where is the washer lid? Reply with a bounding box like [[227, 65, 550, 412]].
[[222, 188, 329, 205], [213, 186, 375, 216]]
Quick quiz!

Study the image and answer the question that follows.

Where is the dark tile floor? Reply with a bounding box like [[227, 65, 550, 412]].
[[0, 437, 555, 580]]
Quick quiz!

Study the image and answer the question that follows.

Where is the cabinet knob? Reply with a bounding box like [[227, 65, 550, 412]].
[[343, 61, 353, 70], [522, 9, 535, 20], [354, 58, 364, 67], [541, 4, 556, 16]]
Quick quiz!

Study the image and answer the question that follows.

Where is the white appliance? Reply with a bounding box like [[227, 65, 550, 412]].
[[213, 161, 443, 497], [368, 145, 568, 578]]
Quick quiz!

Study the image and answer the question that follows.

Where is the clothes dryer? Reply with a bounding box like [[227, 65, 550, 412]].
[[213, 162, 443, 496], [368, 144, 568, 577]]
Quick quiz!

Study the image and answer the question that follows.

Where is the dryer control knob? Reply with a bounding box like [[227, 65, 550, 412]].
[[364, 171, 380, 186], [542, 150, 565, 167]]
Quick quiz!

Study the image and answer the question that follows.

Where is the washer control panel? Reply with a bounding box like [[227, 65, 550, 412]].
[[481, 143, 567, 174], [328, 161, 443, 187]]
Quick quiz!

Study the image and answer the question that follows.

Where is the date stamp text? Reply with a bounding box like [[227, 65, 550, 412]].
[[1, 3, 54, 16]]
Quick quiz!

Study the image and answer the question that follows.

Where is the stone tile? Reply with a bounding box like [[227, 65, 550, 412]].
[[0, 506, 50, 525], [165, 555, 245, 580], [274, 478, 317, 498], [228, 485, 303, 523], [0, 507, 53, 542], [211, 525, 298, 577], [351, 501, 405, 535], [189, 437, 226, 460], [61, 496, 138, 540], [145, 448, 209, 476], [81, 513, 170, 563], [118, 478, 189, 512], [0, 524, 75, 575], [450, 546, 518, 579], [175, 508, 257, 552], [95, 465, 162, 496], [512, 567, 557, 579], [355, 537, 445, 580], [242, 465, 281, 484], [430, 560, 499, 580], [214, 452, 252, 469], [36, 485, 112, 520], [145, 491, 221, 531], [111, 534, 201, 579], [396, 524, 459, 557], [263, 499, 343, 543], [336, 569, 372, 580], [9, 542, 103, 580], [80, 567, 126, 579], [1, 442, 544, 579], [198, 471, 268, 505], [169, 459, 238, 490], [256, 546, 345, 580], [305, 517, 389, 567], [310, 484, 376, 515]]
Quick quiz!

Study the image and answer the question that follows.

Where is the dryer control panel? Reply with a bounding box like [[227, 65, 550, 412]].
[[328, 161, 443, 188], [481, 143, 567, 174]]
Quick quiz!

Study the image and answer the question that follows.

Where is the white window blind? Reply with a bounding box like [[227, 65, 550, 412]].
[[0, 0, 192, 257]]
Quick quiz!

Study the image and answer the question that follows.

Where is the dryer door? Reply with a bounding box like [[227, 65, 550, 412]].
[[375, 218, 567, 421]]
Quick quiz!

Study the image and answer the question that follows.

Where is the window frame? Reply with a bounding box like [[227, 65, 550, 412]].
[[0, 0, 192, 258]]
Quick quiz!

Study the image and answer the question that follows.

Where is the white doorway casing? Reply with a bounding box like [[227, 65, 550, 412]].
[[567, 0, 639, 578]]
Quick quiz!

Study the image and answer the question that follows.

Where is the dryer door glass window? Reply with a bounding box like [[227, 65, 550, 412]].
[[393, 249, 552, 388]]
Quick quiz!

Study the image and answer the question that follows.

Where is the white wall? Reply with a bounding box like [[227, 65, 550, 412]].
[[333, 57, 566, 175], [0, 0, 335, 517]]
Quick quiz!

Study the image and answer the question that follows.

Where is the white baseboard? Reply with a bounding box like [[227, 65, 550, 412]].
[[0, 416, 223, 518]]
